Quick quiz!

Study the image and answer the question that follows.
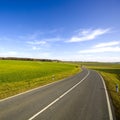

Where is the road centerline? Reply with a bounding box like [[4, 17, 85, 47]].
[[28, 70, 90, 120]]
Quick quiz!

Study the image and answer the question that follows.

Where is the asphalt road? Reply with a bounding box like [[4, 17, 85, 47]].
[[0, 69, 114, 120]]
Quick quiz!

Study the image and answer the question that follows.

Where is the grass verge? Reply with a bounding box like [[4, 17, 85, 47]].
[[0, 60, 80, 99]]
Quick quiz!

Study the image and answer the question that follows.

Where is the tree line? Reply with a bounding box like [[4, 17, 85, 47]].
[[0, 57, 60, 62]]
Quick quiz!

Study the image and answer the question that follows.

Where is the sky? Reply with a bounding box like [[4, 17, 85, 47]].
[[0, 0, 120, 62]]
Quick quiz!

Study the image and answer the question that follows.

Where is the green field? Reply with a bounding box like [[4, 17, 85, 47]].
[[0, 60, 80, 99], [80, 62, 120, 120]]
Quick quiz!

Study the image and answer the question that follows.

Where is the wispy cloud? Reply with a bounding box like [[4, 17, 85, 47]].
[[67, 28, 110, 42], [94, 41, 120, 48], [79, 41, 120, 53], [32, 46, 41, 50], [27, 37, 61, 51], [27, 41, 47, 45], [27, 37, 61, 45], [79, 47, 120, 53]]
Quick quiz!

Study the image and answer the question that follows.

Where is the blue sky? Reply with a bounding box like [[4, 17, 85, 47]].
[[0, 0, 120, 62]]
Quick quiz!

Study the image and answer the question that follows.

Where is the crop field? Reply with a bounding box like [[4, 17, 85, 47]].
[[80, 62, 120, 119], [0, 60, 79, 99]]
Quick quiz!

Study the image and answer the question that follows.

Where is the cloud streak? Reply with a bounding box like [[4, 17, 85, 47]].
[[67, 28, 110, 42], [79, 41, 120, 53], [27, 41, 47, 45], [79, 47, 120, 53], [94, 41, 120, 48]]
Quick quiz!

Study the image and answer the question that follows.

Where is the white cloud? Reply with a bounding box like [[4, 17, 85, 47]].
[[67, 28, 110, 42], [79, 41, 120, 53], [79, 46, 120, 53], [94, 41, 120, 48], [27, 41, 47, 45], [32, 46, 41, 50], [27, 37, 61, 45]]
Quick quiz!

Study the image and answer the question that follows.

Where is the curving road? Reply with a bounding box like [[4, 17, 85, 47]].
[[0, 69, 114, 120]]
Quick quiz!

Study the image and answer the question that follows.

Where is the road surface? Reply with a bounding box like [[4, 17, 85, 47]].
[[0, 69, 114, 120]]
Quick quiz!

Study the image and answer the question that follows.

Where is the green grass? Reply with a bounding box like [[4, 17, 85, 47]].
[[0, 60, 80, 99], [80, 62, 120, 120]]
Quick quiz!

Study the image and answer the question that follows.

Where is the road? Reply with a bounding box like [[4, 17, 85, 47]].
[[0, 69, 114, 120]]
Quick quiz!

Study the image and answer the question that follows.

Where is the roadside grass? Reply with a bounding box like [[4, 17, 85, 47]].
[[0, 60, 80, 99], [80, 62, 120, 120], [100, 72, 120, 119]]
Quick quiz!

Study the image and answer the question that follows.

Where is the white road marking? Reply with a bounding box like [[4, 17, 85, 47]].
[[28, 70, 90, 120], [98, 73, 113, 120]]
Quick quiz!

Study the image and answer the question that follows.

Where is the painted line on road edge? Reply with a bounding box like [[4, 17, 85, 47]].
[[28, 70, 90, 120], [98, 72, 113, 120], [0, 71, 82, 102]]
